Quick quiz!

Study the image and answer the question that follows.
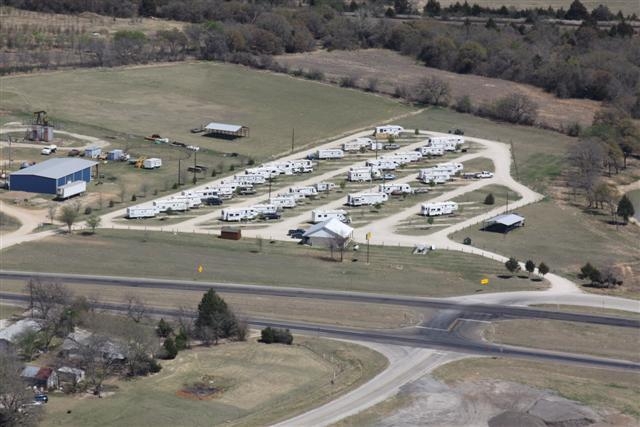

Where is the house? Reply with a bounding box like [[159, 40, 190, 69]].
[[203, 122, 249, 138], [9, 158, 97, 195], [61, 329, 125, 362], [483, 213, 525, 233], [21, 365, 58, 390], [57, 366, 86, 386], [0, 319, 41, 343], [303, 217, 353, 249]]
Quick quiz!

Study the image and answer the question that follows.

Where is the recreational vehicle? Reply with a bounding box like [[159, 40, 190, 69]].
[[289, 159, 314, 173], [311, 209, 351, 224], [417, 146, 445, 156], [436, 162, 464, 173], [347, 168, 377, 182], [234, 174, 266, 185], [289, 186, 318, 197], [153, 199, 189, 212], [386, 151, 422, 162], [269, 196, 297, 208], [127, 204, 158, 219], [374, 125, 404, 138], [251, 204, 278, 215], [220, 208, 258, 222], [420, 201, 459, 216], [378, 183, 413, 195], [342, 138, 374, 152], [366, 159, 398, 170], [418, 169, 451, 184], [346, 192, 389, 206], [314, 182, 336, 192], [316, 149, 344, 160]]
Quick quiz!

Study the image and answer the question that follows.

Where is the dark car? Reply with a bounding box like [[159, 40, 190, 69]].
[[34, 394, 48, 404], [260, 212, 281, 220], [203, 197, 223, 206], [383, 143, 400, 150], [287, 228, 305, 236]]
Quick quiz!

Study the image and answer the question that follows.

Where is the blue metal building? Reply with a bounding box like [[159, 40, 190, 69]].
[[9, 158, 97, 194]]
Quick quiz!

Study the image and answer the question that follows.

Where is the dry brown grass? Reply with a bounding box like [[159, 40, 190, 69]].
[[276, 49, 601, 130], [429, 1, 639, 16]]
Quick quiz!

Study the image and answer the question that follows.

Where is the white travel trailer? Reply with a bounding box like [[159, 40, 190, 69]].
[[388, 151, 422, 162], [346, 192, 389, 206], [426, 136, 464, 151], [289, 159, 314, 173], [167, 195, 201, 209], [418, 169, 451, 184], [206, 186, 234, 199], [315, 182, 336, 192], [154, 198, 189, 212], [316, 148, 344, 160], [289, 186, 318, 197], [378, 155, 409, 166], [127, 204, 158, 219], [366, 159, 398, 170], [420, 201, 459, 216], [263, 161, 295, 175], [311, 209, 350, 224], [142, 158, 162, 169], [278, 192, 306, 201], [245, 166, 281, 178], [234, 174, 266, 185], [270, 195, 297, 208], [374, 125, 404, 138], [348, 168, 381, 182], [378, 183, 413, 195], [251, 204, 278, 215], [436, 162, 464, 173], [417, 146, 445, 156], [342, 137, 374, 152], [220, 207, 258, 222]]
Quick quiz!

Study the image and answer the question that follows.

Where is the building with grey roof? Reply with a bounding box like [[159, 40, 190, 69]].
[[9, 158, 97, 194]]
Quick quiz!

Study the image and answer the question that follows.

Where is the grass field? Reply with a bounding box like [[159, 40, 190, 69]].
[[487, 319, 640, 363], [0, 211, 20, 231], [432, 1, 639, 15], [0, 229, 546, 297], [0, 303, 24, 319], [0, 279, 427, 329], [450, 200, 640, 296], [532, 304, 640, 319], [42, 338, 387, 427], [434, 358, 640, 418], [0, 62, 412, 161]]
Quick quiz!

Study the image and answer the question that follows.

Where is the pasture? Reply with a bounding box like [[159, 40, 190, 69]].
[[431, 1, 639, 15]]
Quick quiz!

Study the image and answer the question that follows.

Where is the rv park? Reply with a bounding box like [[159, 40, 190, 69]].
[[1, 3, 640, 425]]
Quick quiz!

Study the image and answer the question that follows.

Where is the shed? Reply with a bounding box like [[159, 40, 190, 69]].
[[483, 213, 525, 233], [107, 149, 124, 161], [84, 146, 102, 159], [57, 366, 85, 385], [203, 122, 249, 139], [220, 226, 241, 240], [303, 218, 353, 249], [9, 158, 96, 195], [21, 366, 58, 390]]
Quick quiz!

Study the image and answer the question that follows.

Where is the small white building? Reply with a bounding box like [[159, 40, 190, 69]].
[[303, 217, 353, 249]]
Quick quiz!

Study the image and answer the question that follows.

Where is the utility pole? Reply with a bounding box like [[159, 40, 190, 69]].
[[178, 158, 181, 186], [193, 150, 197, 184], [291, 128, 295, 153]]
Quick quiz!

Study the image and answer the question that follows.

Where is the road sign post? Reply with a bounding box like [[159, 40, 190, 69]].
[[366, 232, 372, 264]]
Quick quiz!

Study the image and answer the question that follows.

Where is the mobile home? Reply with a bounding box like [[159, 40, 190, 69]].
[[346, 192, 389, 206], [420, 201, 459, 216], [311, 209, 350, 224]]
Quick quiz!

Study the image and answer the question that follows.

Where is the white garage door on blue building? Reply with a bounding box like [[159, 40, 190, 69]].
[[9, 158, 97, 195]]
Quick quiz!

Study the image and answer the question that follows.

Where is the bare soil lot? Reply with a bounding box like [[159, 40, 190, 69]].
[[276, 49, 601, 130]]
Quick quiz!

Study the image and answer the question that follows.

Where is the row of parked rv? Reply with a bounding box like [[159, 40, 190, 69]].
[[418, 162, 464, 184]]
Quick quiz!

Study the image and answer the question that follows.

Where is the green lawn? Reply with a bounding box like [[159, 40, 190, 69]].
[[398, 107, 574, 192], [0, 62, 412, 161], [42, 338, 387, 427], [0, 229, 546, 297], [450, 200, 640, 297]]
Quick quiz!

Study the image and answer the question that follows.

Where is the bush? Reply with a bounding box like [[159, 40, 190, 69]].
[[162, 337, 178, 359], [175, 328, 188, 350], [484, 193, 495, 205], [305, 69, 325, 81], [260, 327, 293, 345], [566, 122, 582, 137], [463, 237, 472, 245], [84, 207, 92, 215], [108, 200, 115, 208], [455, 95, 474, 113], [156, 318, 173, 338], [131, 195, 137, 201], [339, 75, 358, 88]]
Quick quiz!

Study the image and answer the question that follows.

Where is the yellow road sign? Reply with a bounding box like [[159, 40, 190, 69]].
[[197, 265, 203, 273], [366, 232, 372, 241], [480, 278, 489, 285]]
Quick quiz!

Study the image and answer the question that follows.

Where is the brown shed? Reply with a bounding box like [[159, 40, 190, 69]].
[[220, 227, 241, 240]]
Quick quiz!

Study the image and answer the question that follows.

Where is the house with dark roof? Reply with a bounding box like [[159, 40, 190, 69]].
[[21, 365, 58, 390]]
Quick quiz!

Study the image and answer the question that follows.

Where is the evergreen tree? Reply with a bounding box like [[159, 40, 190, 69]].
[[617, 195, 635, 223], [538, 262, 549, 277], [156, 318, 173, 338], [565, 0, 589, 20], [163, 337, 178, 359]]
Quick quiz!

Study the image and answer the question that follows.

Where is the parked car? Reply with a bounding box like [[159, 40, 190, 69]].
[[203, 197, 223, 206], [34, 394, 48, 404], [287, 228, 305, 237], [475, 171, 494, 178], [260, 212, 281, 220], [67, 149, 81, 157], [382, 173, 396, 180], [383, 143, 400, 150]]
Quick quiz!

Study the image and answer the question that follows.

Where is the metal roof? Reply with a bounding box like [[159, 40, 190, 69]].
[[487, 213, 525, 227], [11, 158, 97, 179], [204, 122, 244, 132], [304, 217, 353, 239]]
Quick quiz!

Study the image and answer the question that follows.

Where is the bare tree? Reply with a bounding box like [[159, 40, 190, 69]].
[[47, 203, 58, 225], [0, 352, 39, 426], [175, 305, 195, 349], [118, 183, 127, 203], [58, 205, 80, 234], [415, 76, 451, 106], [124, 294, 147, 323], [74, 334, 120, 396], [25, 278, 73, 351]]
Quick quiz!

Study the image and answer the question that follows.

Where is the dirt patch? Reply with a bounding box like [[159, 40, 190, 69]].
[[276, 49, 601, 130], [177, 375, 224, 400]]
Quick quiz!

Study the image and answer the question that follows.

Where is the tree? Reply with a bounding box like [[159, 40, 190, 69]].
[[525, 260, 536, 277], [195, 289, 237, 345], [86, 215, 101, 234], [47, 203, 58, 225], [124, 294, 147, 323], [578, 262, 602, 284], [484, 193, 495, 205], [74, 334, 120, 396], [415, 76, 451, 106], [113, 30, 147, 64], [538, 262, 549, 277], [0, 352, 37, 427], [260, 327, 293, 345], [162, 337, 178, 359], [423, 0, 441, 16], [617, 195, 635, 224], [489, 93, 539, 125], [504, 257, 520, 276], [454, 95, 473, 113], [565, 0, 589, 21], [156, 318, 173, 338], [59, 204, 80, 234], [25, 278, 73, 351]]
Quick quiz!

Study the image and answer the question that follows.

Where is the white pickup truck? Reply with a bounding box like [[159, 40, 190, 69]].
[[41, 144, 58, 155]]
